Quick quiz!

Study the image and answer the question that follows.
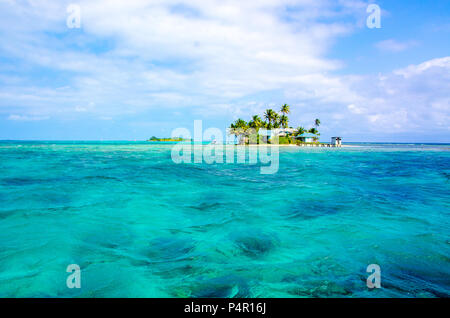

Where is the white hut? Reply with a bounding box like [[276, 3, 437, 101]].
[[296, 133, 317, 143], [331, 137, 342, 147]]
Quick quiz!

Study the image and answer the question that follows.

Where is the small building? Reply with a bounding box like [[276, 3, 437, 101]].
[[331, 137, 342, 147], [296, 133, 317, 143], [257, 128, 295, 143]]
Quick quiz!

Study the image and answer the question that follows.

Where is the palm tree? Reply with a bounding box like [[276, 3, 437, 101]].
[[235, 119, 249, 144], [272, 113, 280, 128], [314, 118, 321, 129], [281, 104, 290, 115], [280, 115, 288, 128], [229, 123, 238, 143], [264, 109, 270, 123], [264, 109, 274, 126], [229, 119, 248, 144], [308, 127, 318, 135], [295, 126, 306, 136], [249, 115, 264, 131], [239, 119, 248, 126], [247, 115, 264, 143]]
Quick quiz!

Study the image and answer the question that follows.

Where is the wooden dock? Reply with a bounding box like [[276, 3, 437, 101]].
[[297, 143, 341, 147]]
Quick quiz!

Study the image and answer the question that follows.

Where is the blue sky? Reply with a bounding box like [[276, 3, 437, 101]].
[[0, 0, 449, 142]]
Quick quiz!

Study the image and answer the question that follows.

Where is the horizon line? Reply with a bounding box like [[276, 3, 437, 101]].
[[0, 139, 449, 144]]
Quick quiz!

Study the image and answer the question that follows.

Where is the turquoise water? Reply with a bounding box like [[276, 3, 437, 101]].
[[0, 141, 449, 298]]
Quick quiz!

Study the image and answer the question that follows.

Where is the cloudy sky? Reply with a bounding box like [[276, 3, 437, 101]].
[[0, 0, 449, 142]]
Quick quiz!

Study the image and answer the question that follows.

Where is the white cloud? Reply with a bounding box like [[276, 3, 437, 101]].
[[0, 1, 448, 141], [347, 104, 364, 114], [343, 57, 450, 133], [0, 0, 359, 116], [8, 114, 49, 121], [394, 56, 450, 78]]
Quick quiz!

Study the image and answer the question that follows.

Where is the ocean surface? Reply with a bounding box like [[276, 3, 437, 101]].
[[0, 141, 449, 298]]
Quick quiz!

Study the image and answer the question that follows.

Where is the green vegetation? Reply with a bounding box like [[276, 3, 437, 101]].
[[278, 136, 294, 144], [294, 126, 306, 136], [315, 118, 321, 129], [249, 115, 264, 132], [308, 127, 319, 135], [228, 104, 321, 145], [148, 136, 191, 142]]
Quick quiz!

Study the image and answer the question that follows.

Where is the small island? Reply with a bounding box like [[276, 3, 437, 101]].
[[147, 104, 342, 147], [228, 104, 340, 146], [147, 136, 192, 142]]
